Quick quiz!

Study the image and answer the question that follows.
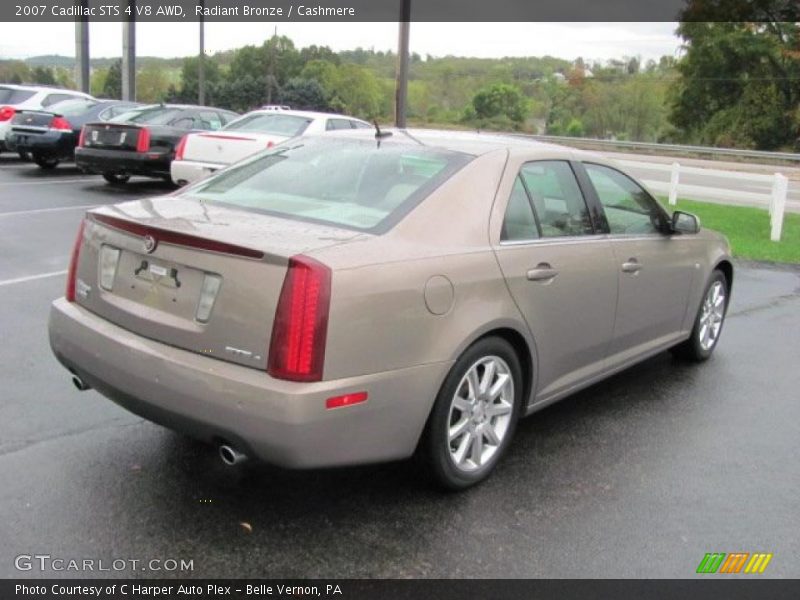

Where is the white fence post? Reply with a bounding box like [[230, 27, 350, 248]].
[[668, 162, 680, 206], [770, 173, 788, 242]]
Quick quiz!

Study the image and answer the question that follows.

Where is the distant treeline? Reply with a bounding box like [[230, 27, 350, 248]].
[[2, 6, 799, 150]]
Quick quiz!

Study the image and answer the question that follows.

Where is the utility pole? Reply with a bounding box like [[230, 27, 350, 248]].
[[394, 0, 411, 128], [198, 0, 205, 105], [74, 0, 90, 93], [122, 0, 136, 101]]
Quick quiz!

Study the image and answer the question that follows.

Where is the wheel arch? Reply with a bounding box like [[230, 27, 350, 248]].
[[714, 259, 734, 294]]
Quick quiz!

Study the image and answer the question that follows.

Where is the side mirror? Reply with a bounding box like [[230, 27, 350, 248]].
[[672, 210, 700, 234]]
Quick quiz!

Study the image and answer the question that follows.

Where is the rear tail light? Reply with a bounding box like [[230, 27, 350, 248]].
[[78, 126, 87, 147], [136, 127, 151, 153], [266, 140, 275, 149], [50, 116, 72, 130], [66, 220, 86, 302], [267, 255, 331, 382], [0, 106, 15, 121], [174, 134, 188, 160]]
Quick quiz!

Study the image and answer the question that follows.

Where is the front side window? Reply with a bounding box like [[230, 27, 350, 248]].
[[520, 161, 593, 238], [186, 138, 471, 233], [584, 163, 665, 235]]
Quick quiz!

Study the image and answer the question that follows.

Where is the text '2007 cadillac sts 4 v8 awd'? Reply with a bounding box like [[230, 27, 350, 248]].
[[49, 129, 732, 489]]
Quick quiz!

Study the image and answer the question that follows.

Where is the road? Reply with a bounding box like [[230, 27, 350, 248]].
[[0, 155, 798, 579]]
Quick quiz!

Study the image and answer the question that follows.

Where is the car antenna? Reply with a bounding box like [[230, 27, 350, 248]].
[[374, 120, 392, 139]]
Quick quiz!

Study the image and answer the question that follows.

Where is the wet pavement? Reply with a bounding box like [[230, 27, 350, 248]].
[[1, 155, 798, 578]]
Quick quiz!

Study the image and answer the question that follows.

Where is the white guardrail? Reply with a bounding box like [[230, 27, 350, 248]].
[[523, 134, 800, 163]]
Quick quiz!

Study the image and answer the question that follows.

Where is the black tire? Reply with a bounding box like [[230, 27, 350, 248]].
[[420, 336, 523, 490], [33, 153, 59, 169], [18, 151, 32, 162], [671, 269, 729, 362], [102, 172, 130, 185]]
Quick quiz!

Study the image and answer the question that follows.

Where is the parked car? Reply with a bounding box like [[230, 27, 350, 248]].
[[6, 98, 140, 169], [171, 109, 371, 186], [74, 104, 239, 185], [49, 130, 733, 490], [0, 84, 93, 157]]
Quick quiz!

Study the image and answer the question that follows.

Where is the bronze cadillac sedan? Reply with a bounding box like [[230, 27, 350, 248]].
[[48, 130, 733, 489]]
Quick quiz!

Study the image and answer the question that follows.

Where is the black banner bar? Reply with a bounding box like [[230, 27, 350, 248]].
[[3, 579, 800, 600], [3, 0, 800, 23]]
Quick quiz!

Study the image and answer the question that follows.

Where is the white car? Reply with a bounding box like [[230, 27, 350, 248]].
[[171, 109, 372, 185], [0, 84, 93, 155]]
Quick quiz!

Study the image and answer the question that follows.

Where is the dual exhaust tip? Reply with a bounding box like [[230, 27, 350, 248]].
[[68, 372, 247, 467], [218, 444, 248, 467]]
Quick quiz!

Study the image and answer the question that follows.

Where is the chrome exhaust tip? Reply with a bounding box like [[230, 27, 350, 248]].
[[71, 375, 90, 391], [219, 444, 247, 467]]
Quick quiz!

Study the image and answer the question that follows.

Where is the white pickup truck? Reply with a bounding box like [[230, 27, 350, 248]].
[[171, 109, 371, 186]]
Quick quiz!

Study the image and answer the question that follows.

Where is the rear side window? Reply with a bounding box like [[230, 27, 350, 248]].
[[520, 161, 593, 237], [42, 93, 76, 107], [120, 107, 184, 125], [501, 177, 539, 242], [225, 113, 311, 136], [47, 98, 97, 116], [326, 118, 353, 131], [0, 87, 36, 104], [188, 138, 472, 233]]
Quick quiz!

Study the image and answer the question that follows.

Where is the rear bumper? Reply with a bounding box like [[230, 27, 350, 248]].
[[75, 147, 172, 178], [48, 298, 448, 468], [6, 130, 76, 156], [170, 158, 225, 186]]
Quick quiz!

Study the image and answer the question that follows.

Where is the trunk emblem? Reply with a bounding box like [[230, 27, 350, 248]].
[[143, 235, 157, 253]]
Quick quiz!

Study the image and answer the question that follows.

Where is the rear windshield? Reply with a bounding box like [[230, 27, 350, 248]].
[[112, 106, 183, 125], [47, 98, 98, 116], [224, 113, 312, 136], [186, 138, 472, 233], [0, 87, 36, 104]]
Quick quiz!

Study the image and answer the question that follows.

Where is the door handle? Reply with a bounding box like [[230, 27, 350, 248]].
[[621, 258, 642, 274], [527, 263, 559, 282]]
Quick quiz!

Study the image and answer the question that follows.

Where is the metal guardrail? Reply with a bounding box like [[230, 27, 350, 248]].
[[515, 134, 800, 163]]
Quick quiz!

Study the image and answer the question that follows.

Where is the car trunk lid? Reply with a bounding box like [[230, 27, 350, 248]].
[[74, 196, 362, 370], [81, 122, 145, 151], [181, 131, 290, 165]]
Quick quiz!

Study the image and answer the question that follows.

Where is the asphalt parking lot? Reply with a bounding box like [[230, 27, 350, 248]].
[[0, 154, 798, 579]]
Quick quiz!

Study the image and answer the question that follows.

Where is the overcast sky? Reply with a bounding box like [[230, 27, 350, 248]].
[[0, 22, 681, 62]]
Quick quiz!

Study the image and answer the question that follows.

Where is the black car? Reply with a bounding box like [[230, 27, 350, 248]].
[[74, 104, 239, 185], [6, 99, 140, 169]]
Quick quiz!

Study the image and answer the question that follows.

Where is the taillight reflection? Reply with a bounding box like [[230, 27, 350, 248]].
[[66, 220, 86, 302]]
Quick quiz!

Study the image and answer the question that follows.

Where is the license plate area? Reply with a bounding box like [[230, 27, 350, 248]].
[[107, 250, 207, 321]]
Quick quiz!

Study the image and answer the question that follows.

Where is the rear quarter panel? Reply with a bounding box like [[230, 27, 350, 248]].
[[315, 149, 535, 386]]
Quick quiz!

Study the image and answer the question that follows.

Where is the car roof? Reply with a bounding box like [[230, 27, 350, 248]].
[[319, 127, 598, 159], [0, 83, 93, 96], [245, 109, 368, 122]]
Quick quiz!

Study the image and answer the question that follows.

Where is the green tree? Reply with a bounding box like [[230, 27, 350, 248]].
[[472, 83, 528, 123], [137, 63, 170, 103], [31, 66, 56, 85], [279, 78, 329, 111], [103, 59, 122, 99], [669, 8, 800, 149], [178, 55, 221, 103]]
